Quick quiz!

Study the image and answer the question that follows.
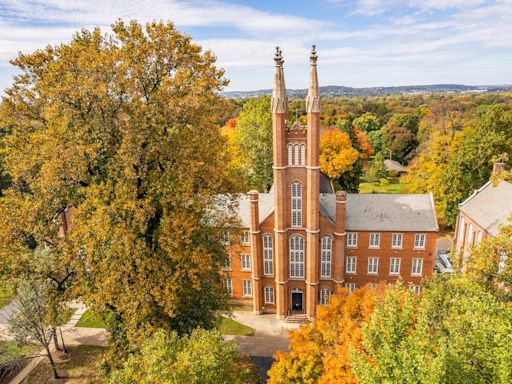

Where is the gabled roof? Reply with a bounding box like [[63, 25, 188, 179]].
[[459, 180, 512, 236], [384, 159, 407, 173]]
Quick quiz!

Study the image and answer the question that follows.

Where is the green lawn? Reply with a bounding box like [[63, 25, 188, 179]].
[[0, 340, 40, 364], [56, 307, 77, 326], [0, 282, 15, 309], [359, 179, 409, 194], [218, 316, 255, 336], [76, 309, 108, 328]]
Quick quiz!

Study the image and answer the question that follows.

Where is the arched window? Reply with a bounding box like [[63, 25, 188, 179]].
[[291, 182, 302, 227], [264, 286, 275, 304], [321, 236, 332, 277], [263, 234, 274, 276], [459, 217, 465, 242], [300, 144, 306, 165], [294, 144, 299, 165], [319, 288, 332, 305], [468, 224, 474, 245], [289, 236, 305, 278], [287, 144, 293, 165]]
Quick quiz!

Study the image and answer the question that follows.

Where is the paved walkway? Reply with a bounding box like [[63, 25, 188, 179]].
[[0, 301, 16, 340]]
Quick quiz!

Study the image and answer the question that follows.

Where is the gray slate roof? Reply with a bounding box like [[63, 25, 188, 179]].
[[384, 159, 407, 173], [459, 180, 512, 236], [236, 192, 438, 231]]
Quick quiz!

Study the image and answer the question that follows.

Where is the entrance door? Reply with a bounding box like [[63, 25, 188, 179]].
[[292, 291, 303, 311]]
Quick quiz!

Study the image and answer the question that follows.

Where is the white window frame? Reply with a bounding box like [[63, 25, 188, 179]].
[[368, 257, 378, 274], [300, 144, 306, 165], [347, 232, 358, 248], [241, 254, 251, 271], [498, 252, 508, 273], [242, 280, 252, 297], [321, 236, 332, 278], [288, 144, 293, 165], [414, 234, 426, 249], [291, 182, 302, 228], [477, 231, 483, 245], [319, 288, 332, 305], [221, 230, 230, 245], [263, 234, 274, 276], [240, 231, 250, 246], [346, 256, 357, 274], [223, 256, 232, 271], [224, 278, 232, 297], [392, 233, 403, 249], [412, 285, 421, 295], [369, 233, 380, 248], [468, 224, 474, 246], [289, 235, 305, 278], [459, 217, 465, 242], [412, 258, 423, 276], [390, 257, 401, 275], [345, 283, 356, 293], [294, 144, 299, 165], [264, 286, 275, 304]]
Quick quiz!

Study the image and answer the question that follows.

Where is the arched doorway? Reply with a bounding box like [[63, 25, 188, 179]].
[[291, 288, 303, 312]]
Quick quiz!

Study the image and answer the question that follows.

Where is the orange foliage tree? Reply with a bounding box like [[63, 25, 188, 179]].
[[268, 285, 384, 384], [319, 128, 360, 180]]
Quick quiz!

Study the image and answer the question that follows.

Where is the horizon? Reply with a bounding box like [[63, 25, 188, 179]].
[[1, 0, 511, 93]]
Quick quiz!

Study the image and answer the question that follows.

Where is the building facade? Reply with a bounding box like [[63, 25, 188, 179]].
[[223, 47, 438, 320]]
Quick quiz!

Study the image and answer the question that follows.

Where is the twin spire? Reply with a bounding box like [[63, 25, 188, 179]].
[[271, 45, 320, 114]]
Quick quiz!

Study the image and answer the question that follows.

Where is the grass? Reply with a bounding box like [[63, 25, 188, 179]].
[[0, 340, 40, 364], [23, 345, 106, 384], [228, 302, 253, 312], [0, 282, 15, 309], [359, 178, 409, 194], [218, 316, 255, 336], [76, 309, 107, 328]]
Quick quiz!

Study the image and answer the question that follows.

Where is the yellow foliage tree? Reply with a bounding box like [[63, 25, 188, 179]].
[[319, 129, 360, 180]]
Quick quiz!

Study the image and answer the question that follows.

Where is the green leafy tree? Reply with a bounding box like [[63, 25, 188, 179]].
[[108, 328, 258, 384], [367, 129, 383, 154], [353, 112, 380, 132], [0, 20, 236, 365], [234, 95, 273, 192], [365, 152, 387, 182]]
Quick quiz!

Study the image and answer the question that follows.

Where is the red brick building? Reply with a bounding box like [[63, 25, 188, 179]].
[[222, 47, 438, 320]]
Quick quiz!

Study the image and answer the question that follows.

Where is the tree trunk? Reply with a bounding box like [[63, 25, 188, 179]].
[[44, 345, 60, 379], [52, 327, 60, 351]]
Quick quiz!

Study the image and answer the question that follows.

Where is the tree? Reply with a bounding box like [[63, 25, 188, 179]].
[[353, 113, 380, 132], [108, 328, 258, 384], [319, 128, 360, 192], [365, 152, 387, 182], [0, 20, 236, 364], [234, 95, 273, 192], [268, 285, 383, 384], [8, 280, 61, 379]]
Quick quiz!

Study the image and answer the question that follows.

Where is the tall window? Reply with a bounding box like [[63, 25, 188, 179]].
[[264, 286, 275, 304], [345, 283, 356, 293], [319, 288, 332, 305], [242, 280, 252, 297], [288, 144, 293, 165], [291, 182, 302, 227], [468, 224, 474, 245], [477, 231, 483, 245], [221, 230, 230, 245], [240, 231, 250, 246], [290, 236, 305, 278], [241, 254, 251, 271], [294, 144, 299, 165], [368, 257, 378, 274], [223, 256, 232, 271], [369, 233, 380, 248], [300, 144, 306, 165], [498, 252, 508, 273], [321, 236, 332, 277], [412, 258, 423, 276], [392, 233, 403, 248], [414, 234, 426, 249], [347, 233, 358, 247], [263, 234, 274, 276], [346, 256, 357, 273], [459, 217, 465, 242], [390, 258, 401, 275], [225, 278, 232, 297]]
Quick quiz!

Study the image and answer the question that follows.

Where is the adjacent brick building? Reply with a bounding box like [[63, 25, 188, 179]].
[[223, 47, 438, 320]]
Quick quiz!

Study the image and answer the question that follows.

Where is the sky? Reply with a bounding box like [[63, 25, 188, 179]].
[[0, 0, 511, 91]]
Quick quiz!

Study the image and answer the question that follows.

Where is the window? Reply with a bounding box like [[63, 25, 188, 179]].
[[468, 224, 474, 245], [321, 236, 332, 277], [412, 285, 421, 295], [264, 286, 275, 304], [241, 254, 251, 271], [300, 144, 306, 165], [224, 278, 232, 297], [291, 182, 302, 227], [242, 280, 252, 297], [288, 144, 293, 165], [392, 233, 403, 248], [412, 258, 423, 276], [346, 256, 356, 273], [319, 288, 332, 305], [347, 232, 358, 247], [263, 234, 274, 276], [240, 231, 250, 246], [414, 234, 426, 249], [369, 233, 380, 248], [498, 252, 508, 273], [459, 217, 465, 242], [290, 236, 305, 278], [221, 230, 230, 245], [294, 144, 299, 165], [223, 256, 232, 271], [368, 257, 378, 274], [477, 231, 483, 245], [390, 258, 401, 275], [345, 283, 356, 293]]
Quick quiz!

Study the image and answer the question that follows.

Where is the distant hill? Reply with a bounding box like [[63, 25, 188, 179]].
[[222, 84, 512, 98]]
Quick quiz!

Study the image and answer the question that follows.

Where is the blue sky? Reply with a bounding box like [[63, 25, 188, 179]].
[[0, 0, 511, 91]]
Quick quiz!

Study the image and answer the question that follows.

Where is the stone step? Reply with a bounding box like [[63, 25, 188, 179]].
[[285, 314, 311, 324]]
